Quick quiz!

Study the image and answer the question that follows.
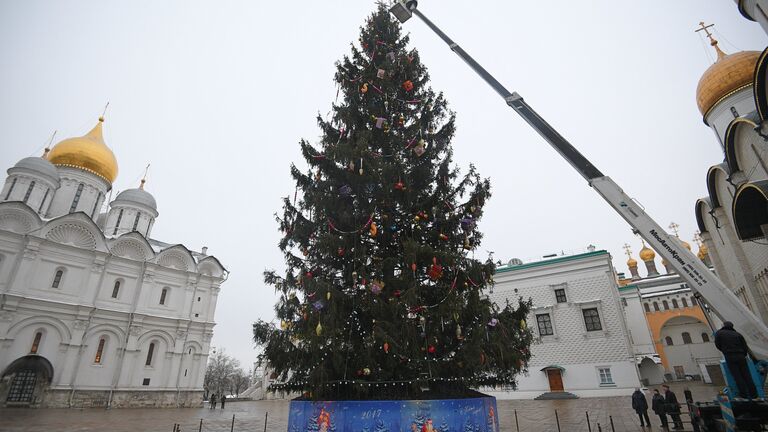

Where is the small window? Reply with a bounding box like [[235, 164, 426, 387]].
[[691, 296, 697, 305], [38, 188, 50, 213], [554, 288, 567, 303], [30, 331, 42, 354], [197, 297, 201, 302], [730, 106, 739, 118], [536, 313, 554, 336], [665, 336, 674, 346], [132, 212, 141, 231], [22, 181, 36, 204], [69, 183, 84, 213], [188, 348, 192, 355], [91, 192, 102, 218], [4, 177, 17, 200], [682, 298, 688, 308], [111, 280, 121, 298], [682, 332, 692, 344], [184, 369, 188, 377], [159, 288, 168, 305], [598, 367, 614, 384], [113, 209, 124, 235], [52, 269, 64, 288], [145, 343, 156, 366], [701, 332, 710, 343], [662, 300, 669, 310], [653, 302, 659, 312], [672, 299, 679, 309], [142, 378, 151, 386], [582, 308, 602, 331], [644, 303, 651, 313], [194, 313, 199, 317], [94, 338, 106, 364]]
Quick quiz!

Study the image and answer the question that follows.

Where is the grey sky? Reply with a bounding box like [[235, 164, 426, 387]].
[[1, 1, 765, 368]]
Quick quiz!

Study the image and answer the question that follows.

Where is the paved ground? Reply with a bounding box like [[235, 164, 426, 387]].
[[0, 382, 720, 432]]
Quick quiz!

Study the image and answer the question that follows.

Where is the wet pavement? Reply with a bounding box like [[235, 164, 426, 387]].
[[0, 382, 720, 432]]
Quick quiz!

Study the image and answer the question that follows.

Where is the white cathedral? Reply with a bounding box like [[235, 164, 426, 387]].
[[0, 117, 227, 408]]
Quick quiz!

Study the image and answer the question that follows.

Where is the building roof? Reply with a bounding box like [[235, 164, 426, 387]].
[[494, 250, 608, 274]]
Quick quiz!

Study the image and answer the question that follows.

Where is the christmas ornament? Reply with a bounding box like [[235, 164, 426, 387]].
[[397, 114, 405, 126], [479, 351, 486, 365], [419, 316, 426, 327], [393, 290, 402, 298], [383, 342, 389, 353], [349, 160, 356, 171], [413, 139, 426, 156], [280, 320, 289, 330], [520, 319, 526, 329], [315, 322, 323, 336], [305, 271, 314, 280], [313, 300, 324, 311], [427, 345, 436, 354], [411, 262, 417, 273], [326, 292, 331, 300], [394, 180, 405, 191], [302, 247, 309, 256], [377, 68, 386, 79], [363, 368, 371, 376], [439, 233, 448, 241], [386, 51, 396, 62], [370, 280, 384, 295], [463, 237, 472, 250], [370, 222, 378, 237], [455, 324, 463, 340], [360, 83, 369, 93], [488, 318, 499, 327], [460, 216, 475, 232], [339, 184, 352, 196], [407, 312, 417, 319], [402, 80, 414, 91], [389, 224, 398, 233], [428, 257, 443, 281], [375, 117, 385, 129], [337, 247, 345, 257]]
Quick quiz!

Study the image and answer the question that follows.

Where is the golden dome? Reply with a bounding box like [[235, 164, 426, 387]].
[[680, 239, 691, 251], [697, 243, 709, 259], [696, 48, 760, 117], [627, 257, 638, 268], [639, 245, 655, 261], [47, 118, 118, 183]]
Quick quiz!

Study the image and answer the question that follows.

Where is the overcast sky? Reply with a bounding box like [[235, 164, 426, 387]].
[[1, 1, 765, 368]]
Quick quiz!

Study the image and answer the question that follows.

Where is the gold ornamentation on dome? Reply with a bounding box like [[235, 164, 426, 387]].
[[694, 22, 760, 117], [623, 243, 638, 267], [639, 240, 655, 261], [46, 117, 118, 183]]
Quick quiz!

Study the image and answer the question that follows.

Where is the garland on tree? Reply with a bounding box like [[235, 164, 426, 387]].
[[253, 4, 533, 401]]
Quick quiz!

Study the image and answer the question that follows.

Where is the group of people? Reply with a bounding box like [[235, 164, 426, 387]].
[[207, 392, 227, 409], [632, 385, 685, 430]]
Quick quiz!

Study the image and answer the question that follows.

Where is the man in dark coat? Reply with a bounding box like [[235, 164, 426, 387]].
[[662, 385, 683, 430], [714, 321, 758, 399], [651, 389, 668, 429], [632, 388, 651, 428], [220, 393, 226, 409]]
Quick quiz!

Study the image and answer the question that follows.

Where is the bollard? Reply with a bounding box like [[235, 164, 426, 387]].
[[230, 414, 235, 432], [586, 411, 592, 432], [198, 418, 202, 432], [515, 409, 520, 432], [609, 415, 615, 432], [555, 409, 561, 432], [264, 412, 269, 432]]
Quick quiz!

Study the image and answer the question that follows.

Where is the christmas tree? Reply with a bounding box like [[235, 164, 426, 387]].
[[253, 4, 532, 401]]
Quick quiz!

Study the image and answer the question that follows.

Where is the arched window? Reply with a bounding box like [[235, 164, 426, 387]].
[[52, 269, 64, 288], [145, 342, 156, 366], [132, 212, 141, 231], [30, 331, 42, 354], [662, 300, 669, 310], [91, 192, 102, 218], [665, 336, 674, 346], [644, 303, 650, 313], [691, 296, 697, 305], [682, 332, 692, 344], [672, 299, 679, 309], [38, 188, 50, 213], [653, 302, 659, 312], [111, 280, 121, 298], [682, 298, 688, 308], [22, 181, 36, 204], [94, 338, 106, 364], [69, 183, 84, 213], [159, 288, 168, 305], [4, 177, 17, 200], [113, 209, 124, 235], [701, 332, 710, 343]]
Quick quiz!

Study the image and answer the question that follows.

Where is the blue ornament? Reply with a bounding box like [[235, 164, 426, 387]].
[[313, 300, 325, 311], [460, 217, 475, 232], [339, 185, 352, 196], [389, 224, 398, 232]]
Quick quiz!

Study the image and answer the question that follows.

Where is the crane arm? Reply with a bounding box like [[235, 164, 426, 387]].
[[405, 5, 768, 359]]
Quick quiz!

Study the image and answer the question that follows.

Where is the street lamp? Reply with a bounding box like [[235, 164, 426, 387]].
[[389, 0, 418, 23]]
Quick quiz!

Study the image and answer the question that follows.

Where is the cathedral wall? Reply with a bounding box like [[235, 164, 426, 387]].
[[707, 88, 756, 147], [47, 168, 109, 220]]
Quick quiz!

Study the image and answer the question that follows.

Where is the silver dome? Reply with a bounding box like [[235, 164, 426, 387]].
[[11, 157, 60, 183], [114, 188, 157, 211]]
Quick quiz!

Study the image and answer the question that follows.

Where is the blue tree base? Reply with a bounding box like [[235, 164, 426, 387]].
[[287, 396, 500, 431]]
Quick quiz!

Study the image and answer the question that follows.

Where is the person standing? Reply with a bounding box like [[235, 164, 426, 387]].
[[210, 392, 217, 409], [632, 388, 651, 428], [662, 385, 683, 430], [651, 389, 668, 430], [220, 393, 226, 409], [714, 321, 758, 399]]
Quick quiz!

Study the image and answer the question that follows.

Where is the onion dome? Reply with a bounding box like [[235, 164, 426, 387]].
[[114, 180, 157, 212], [695, 27, 760, 118], [11, 157, 60, 185], [680, 239, 692, 251], [639, 244, 655, 261], [627, 256, 638, 268], [697, 243, 709, 260], [46, 117, 118, 183]]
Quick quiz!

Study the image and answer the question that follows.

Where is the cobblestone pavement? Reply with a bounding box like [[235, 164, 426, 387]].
[[0, 382, 720, 432]]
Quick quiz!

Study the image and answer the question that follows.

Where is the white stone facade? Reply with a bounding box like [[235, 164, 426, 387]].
[[485, 250, 640, 399], [0, 122, 227, 408]]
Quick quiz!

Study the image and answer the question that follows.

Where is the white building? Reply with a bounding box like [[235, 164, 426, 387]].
[[0, 117, 227, 408], [486, 249, 640, 399]]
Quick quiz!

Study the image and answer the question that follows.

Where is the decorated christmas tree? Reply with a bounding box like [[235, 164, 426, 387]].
[[253, 4, 532, 401]]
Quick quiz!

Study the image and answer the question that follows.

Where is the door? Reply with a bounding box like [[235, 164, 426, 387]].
[[547, 369, 564, 392], [6, 369, 37, 403], [673, 366, 685, 380]]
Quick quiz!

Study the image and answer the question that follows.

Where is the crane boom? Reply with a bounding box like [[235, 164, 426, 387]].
[[403, 5, 768, 359]]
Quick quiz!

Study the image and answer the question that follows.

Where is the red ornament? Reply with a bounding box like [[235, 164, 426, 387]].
[[383, 342, 390, 353], [394, 180, 405, 191], [393, 290, 402, 298], [337, 247, 345, 257], [411, 262, 417, 272], [438, 233, 448, 241], [402, 80, 414, 91], [428, 345, 436, 354], [428, 257, 443, 281], [305, 271, 313, 280]]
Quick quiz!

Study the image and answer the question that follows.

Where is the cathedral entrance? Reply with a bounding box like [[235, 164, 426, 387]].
[[546, 369, 564, 392], [0, 355, 53, 407]]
